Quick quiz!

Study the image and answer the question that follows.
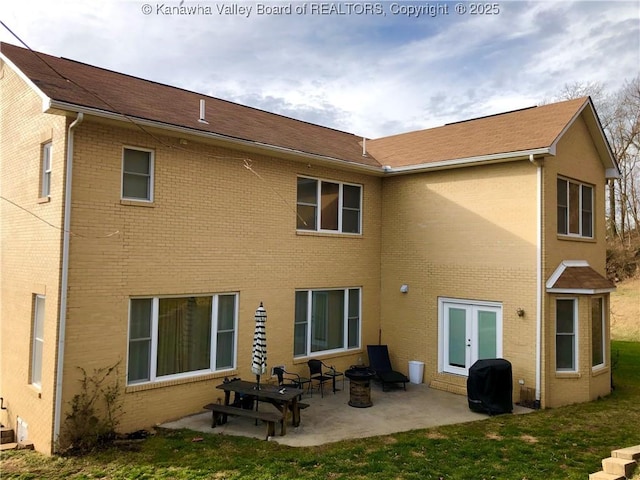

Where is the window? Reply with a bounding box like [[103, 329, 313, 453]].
[[556, 299, 577, 371], [591, 297, 605, 369], [296, 177, 361, 234], [557, 177, 593, 238], [41, 142, 52, 198], [294, 288, 360, 357], [31, 295, 45, 388], [127, 294, 237, 384], [122, 147, 153, 201]]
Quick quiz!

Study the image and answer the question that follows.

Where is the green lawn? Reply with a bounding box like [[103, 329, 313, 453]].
[[3, 340, 639, 480]]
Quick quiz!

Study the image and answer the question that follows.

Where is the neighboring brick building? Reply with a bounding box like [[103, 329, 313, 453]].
[[0, 42, 618, 454]]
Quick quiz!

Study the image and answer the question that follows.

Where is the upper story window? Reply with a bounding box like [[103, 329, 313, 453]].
[[40, 142, 52, 198], [557, 177, 593, 238], [122, 147, 154, 201], [296, 176, 362, 234]]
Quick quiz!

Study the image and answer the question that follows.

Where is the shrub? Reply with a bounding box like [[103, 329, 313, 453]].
[[57, 362, 124, 455]]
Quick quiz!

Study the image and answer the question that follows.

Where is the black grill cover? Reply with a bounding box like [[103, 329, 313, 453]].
[[467, 358, 513, 415]]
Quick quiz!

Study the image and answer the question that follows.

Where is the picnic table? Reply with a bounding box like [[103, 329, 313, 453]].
[[213, 379, 305, 436]]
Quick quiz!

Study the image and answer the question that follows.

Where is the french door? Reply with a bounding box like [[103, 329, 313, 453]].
[[440, 299, 502, 376]]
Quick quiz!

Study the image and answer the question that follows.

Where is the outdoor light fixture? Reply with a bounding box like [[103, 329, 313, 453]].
[[516, 308, 525, 317], [400, 284, 409, 293]]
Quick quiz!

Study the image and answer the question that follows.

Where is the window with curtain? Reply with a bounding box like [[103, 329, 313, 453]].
[[294, 288, 360, 357], [127, 294, 237, 384], [556, 298, 577, 371], [557, 177, 593, 238], [296, 176, 362, 234]]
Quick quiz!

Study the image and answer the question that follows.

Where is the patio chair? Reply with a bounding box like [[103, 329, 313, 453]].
[[307, 359, 333, 397], [367, 345, 409, 392]]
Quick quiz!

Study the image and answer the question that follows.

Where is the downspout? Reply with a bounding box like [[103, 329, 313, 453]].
[[530, 153, 543, 408], [53, 112, 84, 448]]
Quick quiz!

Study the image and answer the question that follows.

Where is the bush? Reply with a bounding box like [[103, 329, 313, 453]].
[[606, 235, 640, 281], [57, 362, 124, 455]]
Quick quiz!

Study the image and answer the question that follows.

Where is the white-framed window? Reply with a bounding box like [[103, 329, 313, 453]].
[[296, 176, 362, 234], [294, 288, 360, 357], [31, 295, 45, 388], [557, 177, 593, 238], [556, 298, 578, 372], [127, 294, 238, 385], [591, 297, 605, 369], [438, 298, 503, 376], [122, 147, 154, 201], [41, 142, 52, 198]]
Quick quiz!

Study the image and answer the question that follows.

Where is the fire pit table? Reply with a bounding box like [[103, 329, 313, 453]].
[[345, 366, 376, 408]]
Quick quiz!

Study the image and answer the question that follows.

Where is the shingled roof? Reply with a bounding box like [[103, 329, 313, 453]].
[[546, 261, 615, 294], [0, 42, 616, 174], [0, 42, 377, 168]]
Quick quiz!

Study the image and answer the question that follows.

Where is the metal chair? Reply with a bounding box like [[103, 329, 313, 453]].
[[307, 359, 333, 397]]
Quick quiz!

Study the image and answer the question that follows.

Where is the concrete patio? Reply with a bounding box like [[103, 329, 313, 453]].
[[160, 380, 534, 447]]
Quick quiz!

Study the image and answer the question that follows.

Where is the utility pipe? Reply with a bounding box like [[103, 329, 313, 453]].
[[53, 112, 83, 449]]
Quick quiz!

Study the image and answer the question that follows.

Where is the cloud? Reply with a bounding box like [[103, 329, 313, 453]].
[[1, 0, 638, 138]]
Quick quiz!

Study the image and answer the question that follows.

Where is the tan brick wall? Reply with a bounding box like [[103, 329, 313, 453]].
[[540, 113, 611, 408], [380, 161, 539, 402], [60, 119, 382, 432], [0, 63, 67, 453]]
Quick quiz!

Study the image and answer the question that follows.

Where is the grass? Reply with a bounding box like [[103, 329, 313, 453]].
[[2, 339, 639, 479]]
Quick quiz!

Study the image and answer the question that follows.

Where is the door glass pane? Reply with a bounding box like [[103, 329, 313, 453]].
[[448, 308, 466, 368], [477, 310, 497, 359]]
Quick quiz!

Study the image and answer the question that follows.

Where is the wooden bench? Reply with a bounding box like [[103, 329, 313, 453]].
[[203, 403, 283, 440]]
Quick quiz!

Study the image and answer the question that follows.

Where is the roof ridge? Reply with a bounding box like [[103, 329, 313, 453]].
[[444, 105, 537, 126]]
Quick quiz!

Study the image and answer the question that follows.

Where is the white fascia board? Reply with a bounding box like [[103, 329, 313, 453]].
[[45, 100, 384, 175], [545, 260, 590, 289], [384, 147, 552, 174], [0, 52, 51, 108], [546, 287, 616, 294]]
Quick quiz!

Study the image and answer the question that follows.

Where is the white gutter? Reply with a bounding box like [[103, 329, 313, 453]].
[[53, 112, 84, 449], [44, 100, 383, 176], [383, 147, 552, 175], [530, 153, 543, 407]]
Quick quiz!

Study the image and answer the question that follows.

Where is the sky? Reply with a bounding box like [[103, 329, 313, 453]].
[[1, 0, 639, 138]]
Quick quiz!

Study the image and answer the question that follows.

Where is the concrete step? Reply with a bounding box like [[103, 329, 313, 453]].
[[0, 442, 18, 451], [0, 428, 15, 444], [588, 471, 625, 480], [612, 445, 640, 461], [602, 457, 637, 477]]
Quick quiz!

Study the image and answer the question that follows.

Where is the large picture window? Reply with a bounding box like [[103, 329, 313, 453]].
[[122, 147, 154, 201], [556, 298, 577, 371], [591, 297, 605, 369], [294, 288, 361, 357], [296, 177, 361, 234], [557, 177, 593, 238], [127, 294, 237, 384]]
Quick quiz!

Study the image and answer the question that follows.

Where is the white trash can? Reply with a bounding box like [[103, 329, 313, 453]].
[[408, 361, 425, 384]]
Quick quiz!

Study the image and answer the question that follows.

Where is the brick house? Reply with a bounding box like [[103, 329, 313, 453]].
[[0, 42, 618, 454]]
